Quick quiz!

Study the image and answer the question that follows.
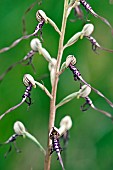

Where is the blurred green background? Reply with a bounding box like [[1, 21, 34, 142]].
[[0, 0, 113, 169]]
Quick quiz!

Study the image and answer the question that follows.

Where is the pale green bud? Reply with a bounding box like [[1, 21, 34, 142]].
[[66, 55, 76, 67], [14, 121, 26, 136], [59, 116, 72, 135], [23, 74, 36, 88], [30, 38, 52, 62], [36, 10, 48, 23], [78, 85, 91, 98], [81, 24, 94, 38], [30, 38, 42, 52]]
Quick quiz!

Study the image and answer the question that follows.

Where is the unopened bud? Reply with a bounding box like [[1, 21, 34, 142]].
[[59, 116, 72, 135], [23, 74, 36, 88], [30, 38, 52, 62], [79, 85, 91, 98], [14, 121, 26, 136], [66, 55, 76, 67], [81, 24, 94, 37], [30, 38, 42, 52], [36, 10, 48, 23]]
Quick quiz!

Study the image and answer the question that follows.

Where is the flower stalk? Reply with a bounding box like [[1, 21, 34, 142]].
[[44, 0, 69, 169]]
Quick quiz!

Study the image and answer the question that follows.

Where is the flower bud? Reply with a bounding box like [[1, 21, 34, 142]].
[[23, 74, 36, 88], [79, 85, 91, 98], [30, 38, 52, 63], [60, 115, 72, 130], [59, 116, 72, 135], [30, 38, 42, 52], [66, 55, 76, 67], [81, 24, 94, 37], [36, 10, 48, 23], [13, 121, 26, 136]]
